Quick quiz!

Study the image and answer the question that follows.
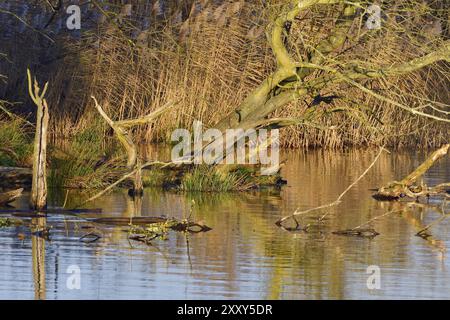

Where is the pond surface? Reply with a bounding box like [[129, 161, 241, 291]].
[[0, 148, 449, 299]]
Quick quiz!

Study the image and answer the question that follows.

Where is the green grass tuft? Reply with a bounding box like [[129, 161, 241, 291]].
[[49, 122, 125, 189], [0, 118, 33, 167], [181, 165, 254, 192]]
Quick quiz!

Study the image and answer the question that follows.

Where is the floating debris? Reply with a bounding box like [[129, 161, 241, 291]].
[[91, 216, 212, 233], [127, 218, 212, 244], [80, 232, 102, 243], [0, 217, 22, 228]]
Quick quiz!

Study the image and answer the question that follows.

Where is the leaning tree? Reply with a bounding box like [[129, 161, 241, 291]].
[[87, 0, 449, 196], [212, 0, 449, 134]]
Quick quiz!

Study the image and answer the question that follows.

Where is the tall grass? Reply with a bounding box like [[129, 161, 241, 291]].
[[0, 0, 448, 149], [181, 165, 254, 192], [49, 121, 126, 189], [0, 117, 32, 167]]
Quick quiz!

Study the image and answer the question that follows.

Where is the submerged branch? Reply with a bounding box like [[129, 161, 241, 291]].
[[276, 146, 386, 229], [79, 160, 178, 206], [91, 96, 175, 195]]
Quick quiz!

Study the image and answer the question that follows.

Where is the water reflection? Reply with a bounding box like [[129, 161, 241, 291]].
[[1, 149, 449, 299], [31, 217, 46, 300]]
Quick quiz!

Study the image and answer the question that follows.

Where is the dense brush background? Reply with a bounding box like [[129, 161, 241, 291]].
[[0, 0, 449, 149]]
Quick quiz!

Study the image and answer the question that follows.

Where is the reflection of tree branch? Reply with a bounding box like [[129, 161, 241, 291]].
[[351, 209, 402, 230], [185, 233, 193, 273], [276, 146, 386, 229], [416, 200, 449, 236]]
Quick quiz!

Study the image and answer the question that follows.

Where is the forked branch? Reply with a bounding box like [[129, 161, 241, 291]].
[[91, 96, 175, 195]]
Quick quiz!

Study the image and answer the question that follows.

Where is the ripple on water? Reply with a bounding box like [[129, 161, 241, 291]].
[[0, 149, 449, 299]]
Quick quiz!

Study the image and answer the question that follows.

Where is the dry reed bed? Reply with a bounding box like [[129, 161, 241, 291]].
[[0, 0, 448, 149]]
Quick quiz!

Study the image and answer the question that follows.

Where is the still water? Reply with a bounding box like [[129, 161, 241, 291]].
[[0, 149, 449, 299]]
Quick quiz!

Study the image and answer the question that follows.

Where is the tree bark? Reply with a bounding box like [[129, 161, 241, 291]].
[[27, 70, 49, 210], [92, 97, 174, 196]]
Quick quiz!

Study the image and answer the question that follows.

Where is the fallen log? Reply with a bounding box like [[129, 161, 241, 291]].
[[0, 188, 23, 206], [373, 144, 449, 201], [0, 167, 32, 188], [91, 216, 212, 233], [127, 219, 211, 244]]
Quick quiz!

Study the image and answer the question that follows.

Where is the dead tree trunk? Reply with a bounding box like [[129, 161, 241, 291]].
[[27, 70, 49, 210], [92, 97, 174, 196]]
